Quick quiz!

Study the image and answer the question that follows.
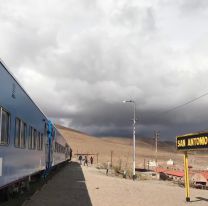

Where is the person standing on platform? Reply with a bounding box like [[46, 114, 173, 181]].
[[78, 155, 82, 165], [90, 156, 93, 165], [106, 161, 110, 175], [84, 155, 88, 166]]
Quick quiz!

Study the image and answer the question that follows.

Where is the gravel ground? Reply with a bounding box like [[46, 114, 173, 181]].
[[82, 166, 208, 206], [22, 162, 208, 206]]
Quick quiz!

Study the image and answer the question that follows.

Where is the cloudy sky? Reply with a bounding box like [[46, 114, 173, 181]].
[[1, 0, 208, 140]]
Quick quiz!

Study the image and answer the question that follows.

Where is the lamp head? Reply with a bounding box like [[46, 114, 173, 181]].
[[122, 100, 133, 103]]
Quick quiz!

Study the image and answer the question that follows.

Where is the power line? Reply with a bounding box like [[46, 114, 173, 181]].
[[159, 91, 208, 115], [150, 91, 208, 139]]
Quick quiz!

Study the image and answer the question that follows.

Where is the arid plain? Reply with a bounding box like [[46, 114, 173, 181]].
[[56, 125, 208, 206]]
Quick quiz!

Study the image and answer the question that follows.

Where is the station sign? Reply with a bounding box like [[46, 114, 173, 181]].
[[176, 132, 208, 151]]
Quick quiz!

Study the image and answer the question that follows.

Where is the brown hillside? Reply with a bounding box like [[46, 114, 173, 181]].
[[56, 125, 187, 169]]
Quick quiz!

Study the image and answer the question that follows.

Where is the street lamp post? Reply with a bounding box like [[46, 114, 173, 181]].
[[123, 100, 136, 180]]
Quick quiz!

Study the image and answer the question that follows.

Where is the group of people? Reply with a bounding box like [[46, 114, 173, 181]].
[[78, 155, 93, 166]]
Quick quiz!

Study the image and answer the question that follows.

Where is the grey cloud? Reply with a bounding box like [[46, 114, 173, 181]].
[[112, 4, 156, 33], [0, 0, 208, 140], [50, 97, 208, 140], [180, 0, 208, 12]]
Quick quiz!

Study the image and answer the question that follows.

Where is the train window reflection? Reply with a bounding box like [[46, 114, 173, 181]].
[[33, 129, 37, 149], [40, 133, 43, 150], [15, 118, 26, 148], [0, 108, 10, 145], [28, 126, 33, 149], [28, 126, 36, 149], [37, 132, 43, 150]]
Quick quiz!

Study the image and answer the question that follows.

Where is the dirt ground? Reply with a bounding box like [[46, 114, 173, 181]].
[[82, 165, 208, 206], [55, 125, 208, 205], [22, 161, 208, 206]]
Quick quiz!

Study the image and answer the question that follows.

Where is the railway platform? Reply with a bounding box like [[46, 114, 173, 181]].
[[23, 161, 92, 206]]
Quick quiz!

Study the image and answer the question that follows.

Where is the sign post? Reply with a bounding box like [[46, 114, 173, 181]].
[[184, 151, 190, 202], [176, 131, 208, 202]]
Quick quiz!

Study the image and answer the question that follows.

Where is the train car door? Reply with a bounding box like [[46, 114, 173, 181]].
[[45, 121, 53, 170]]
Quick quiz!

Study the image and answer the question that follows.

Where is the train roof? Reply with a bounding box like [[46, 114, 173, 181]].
[[0, 60, 66, 138], [0, 58, 49, 121]]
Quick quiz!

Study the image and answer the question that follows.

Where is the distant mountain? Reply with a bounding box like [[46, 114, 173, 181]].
[[55, 124, 90, 136], [138, 137, 176, 152], [56, 124, 177, 153]]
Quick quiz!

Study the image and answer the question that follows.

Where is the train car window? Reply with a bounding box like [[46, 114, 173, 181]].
[[28, 127, 36, 150], [20, 121, 27, 148], [15, 118, 26, 148], [55, 142, 57, 153], [37, 132, 40, 150], [0, 108, 10, 145], [24, 123, 27, 146], [28, 126, 33, 149], [37, 132, 43, 150], [44, 123, 48, 144], [40, 133, 43, 150], [55, 142, 64, 153], [33, 129, 37, 149], [51, 128, 56, 141], [14, 118, 21, 147]]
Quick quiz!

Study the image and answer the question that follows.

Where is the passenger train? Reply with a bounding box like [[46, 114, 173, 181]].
[[0, 60, 72, 193]]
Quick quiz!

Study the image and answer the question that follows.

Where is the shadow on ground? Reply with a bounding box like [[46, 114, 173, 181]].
[[63, 161, 93, 206], [22, 161, 92, 206], [196, 197, 208, 202], [190, 196, 208, 203]]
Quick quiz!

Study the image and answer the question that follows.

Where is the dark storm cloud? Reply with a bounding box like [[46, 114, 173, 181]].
[[0, 0, 208, 140]]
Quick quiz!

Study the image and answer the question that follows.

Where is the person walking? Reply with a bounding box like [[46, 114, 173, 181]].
[[78, 155, 82, 165], [106, 161, 110, 175], [90, 156, 93, 165], [84, 155, 88, 166], [69, 149, 72, 161]]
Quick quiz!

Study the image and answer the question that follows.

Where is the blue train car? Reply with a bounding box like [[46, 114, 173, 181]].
[[0, 60, 71, 190]]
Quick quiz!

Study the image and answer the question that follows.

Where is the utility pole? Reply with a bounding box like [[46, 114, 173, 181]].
[[123, 100, 137, 180], [144, 159, 146, 170], [96, 153, 99, 165], [133, 101, 136, 179], [154, 131, 160, 166], [110, 150, 113, 167]]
